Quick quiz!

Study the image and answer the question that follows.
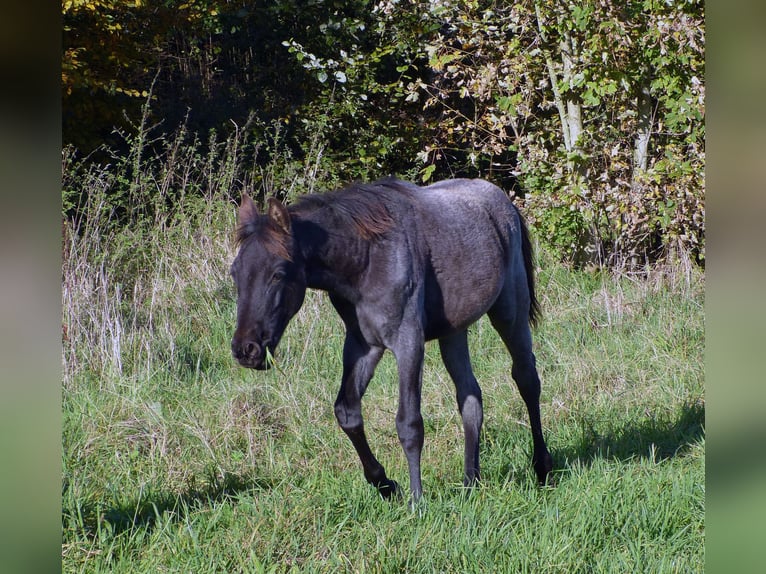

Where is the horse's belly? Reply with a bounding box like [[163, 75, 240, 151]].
[[422, 271, 502, 340]]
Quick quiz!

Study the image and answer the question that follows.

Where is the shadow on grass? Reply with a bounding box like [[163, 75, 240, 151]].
[[65, 471, 277, 538], [484, 400, 704, 487], [556, 399, 705, 465]]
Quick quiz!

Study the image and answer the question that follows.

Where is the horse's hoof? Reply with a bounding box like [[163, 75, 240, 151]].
[[534, 452, 554, 486], [377, 479, 401, 500]]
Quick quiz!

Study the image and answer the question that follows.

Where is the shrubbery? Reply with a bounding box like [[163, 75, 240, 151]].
[[63, 0, 704, 268]]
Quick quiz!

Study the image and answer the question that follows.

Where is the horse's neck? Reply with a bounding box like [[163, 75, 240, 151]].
[[295, 218, 366, 301]]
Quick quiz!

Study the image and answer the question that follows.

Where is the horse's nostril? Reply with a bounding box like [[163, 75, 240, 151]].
[[231, 338, 259, 360], [242, 341, 262, 359]]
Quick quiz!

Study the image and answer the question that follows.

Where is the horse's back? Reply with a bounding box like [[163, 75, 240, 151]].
[[415, 178, 519, 255], [420, 178, 514, 218]]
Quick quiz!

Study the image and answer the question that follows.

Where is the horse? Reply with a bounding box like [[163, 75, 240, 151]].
[[230, 177, 553, 501]]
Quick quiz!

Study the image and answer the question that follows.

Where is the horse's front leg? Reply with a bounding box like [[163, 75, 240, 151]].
[[392, 333, 426, 502], [334, 331, 400, 499]]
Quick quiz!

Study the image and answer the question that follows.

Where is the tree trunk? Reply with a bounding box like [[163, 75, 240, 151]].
[[535, 8, 583, 154], [534, 3, 595, 265], [560, 33, 582, 151], [535, 4, 572, 152], [633, 82, 653, 181], [627, 82, 654, 267]]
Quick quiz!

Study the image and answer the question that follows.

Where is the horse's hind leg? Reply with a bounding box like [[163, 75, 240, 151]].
[[334, 330, 399, 499], [439, 330, 483, 486], [488, 301, 553, 485]]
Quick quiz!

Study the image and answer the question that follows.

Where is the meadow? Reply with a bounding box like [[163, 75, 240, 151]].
[[61, 147, 704, 572]]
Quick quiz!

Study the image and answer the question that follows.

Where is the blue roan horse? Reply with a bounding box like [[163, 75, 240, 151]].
[[230, 178, 553, 500]]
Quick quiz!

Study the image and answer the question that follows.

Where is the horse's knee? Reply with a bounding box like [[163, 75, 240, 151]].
[[334, 399, 362, 432], [333, 399, 346, 425], [395, 413, 424, 452], [459, 393, 483, 430], [511, 359, 541, 397]]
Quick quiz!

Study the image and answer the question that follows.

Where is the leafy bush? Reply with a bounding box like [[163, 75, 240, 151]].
[[372, 0, 704, 266], [63, 0, 704, 268]]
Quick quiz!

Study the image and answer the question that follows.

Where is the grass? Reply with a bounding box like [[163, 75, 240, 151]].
[[62, 138, 704, 572]]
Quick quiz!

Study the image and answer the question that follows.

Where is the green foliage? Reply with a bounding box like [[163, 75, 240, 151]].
[[63, 0, 704, 268], [376, 0, 705, 266]]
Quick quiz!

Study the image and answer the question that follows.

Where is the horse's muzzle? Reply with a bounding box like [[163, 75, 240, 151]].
[[231, 337, 273, 370]]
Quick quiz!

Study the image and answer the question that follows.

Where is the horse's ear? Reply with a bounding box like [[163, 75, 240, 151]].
[[238, 193, 259, 226], [267, 197, 291, 234]]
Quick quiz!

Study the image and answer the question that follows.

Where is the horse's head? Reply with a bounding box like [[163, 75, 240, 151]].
[[230, 195, 306, 370]]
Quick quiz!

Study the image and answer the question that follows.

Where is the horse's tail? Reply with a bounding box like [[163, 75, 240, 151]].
[[515, 204, 541, 327]]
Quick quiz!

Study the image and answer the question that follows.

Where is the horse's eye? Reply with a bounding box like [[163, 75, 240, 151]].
[[271, 271, 286, 283]]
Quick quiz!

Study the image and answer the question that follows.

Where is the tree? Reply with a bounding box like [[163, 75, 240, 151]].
[[372, 0, 704, 265], [63, 0, 704, 266]]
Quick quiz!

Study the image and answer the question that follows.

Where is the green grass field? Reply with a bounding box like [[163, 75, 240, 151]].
[[62, 194, 704, 573]]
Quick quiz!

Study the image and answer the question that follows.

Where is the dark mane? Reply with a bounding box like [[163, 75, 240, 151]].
[[292, 178, 416, 240], [235, 218, 292, 260], [235, 179, 415, 257]]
